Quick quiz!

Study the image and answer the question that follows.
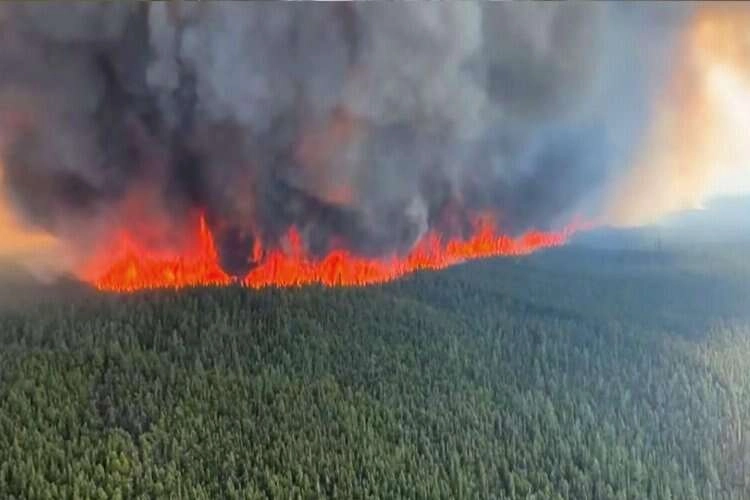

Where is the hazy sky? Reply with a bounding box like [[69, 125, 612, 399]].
[[606, 4, 750, 223], [704, 60, 750, 201]]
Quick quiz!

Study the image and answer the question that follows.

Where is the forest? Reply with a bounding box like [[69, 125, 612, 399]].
[[1, 243, 750, 499]]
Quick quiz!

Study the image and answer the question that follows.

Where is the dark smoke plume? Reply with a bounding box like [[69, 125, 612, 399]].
[[0, 3, 690, 276]]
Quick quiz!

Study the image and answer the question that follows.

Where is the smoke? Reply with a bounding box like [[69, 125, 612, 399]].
[[0, 3, 719, 278]]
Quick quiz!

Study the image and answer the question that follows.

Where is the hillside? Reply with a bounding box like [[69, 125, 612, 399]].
[[576, 195, 750, 251], [1, 246, 750, 498]]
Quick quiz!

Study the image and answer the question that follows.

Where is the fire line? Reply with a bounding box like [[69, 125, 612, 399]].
[[88, 213, 581, 293]]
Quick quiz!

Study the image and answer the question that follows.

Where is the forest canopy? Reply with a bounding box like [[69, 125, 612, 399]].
[[0, 244, 749, 499]]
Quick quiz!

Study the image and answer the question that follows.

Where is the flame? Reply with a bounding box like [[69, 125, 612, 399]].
[[243, 217, 574, 288], [89, 213, 580, 292], [87, 214, 232, 292]]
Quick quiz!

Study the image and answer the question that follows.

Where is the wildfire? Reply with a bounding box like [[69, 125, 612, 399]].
[[88, 214, 232, 292], [89, 213, 580, 293]]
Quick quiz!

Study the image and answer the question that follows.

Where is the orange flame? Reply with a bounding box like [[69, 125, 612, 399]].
[[244, 218, 574, 288], [87, 214, 232, 292], [88, 213, 582, 293]]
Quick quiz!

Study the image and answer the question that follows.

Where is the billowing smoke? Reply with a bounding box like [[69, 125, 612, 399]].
[[0, 3, 701, 277]]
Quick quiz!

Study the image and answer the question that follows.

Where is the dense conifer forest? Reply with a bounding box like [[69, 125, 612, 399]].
[[1, 244, 750, 499]]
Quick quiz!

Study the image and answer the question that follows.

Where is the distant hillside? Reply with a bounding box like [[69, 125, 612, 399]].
[[575, 195, 750, 251], [0, 259, 90, 309], [571, 226, 656, 250], [659, 195, 750, 244]]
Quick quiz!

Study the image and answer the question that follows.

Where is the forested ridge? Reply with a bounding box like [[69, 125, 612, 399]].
[[1, 246, 750, 499]]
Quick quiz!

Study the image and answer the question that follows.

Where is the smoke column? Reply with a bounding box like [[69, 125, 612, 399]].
[[0, 2, 741, 283]]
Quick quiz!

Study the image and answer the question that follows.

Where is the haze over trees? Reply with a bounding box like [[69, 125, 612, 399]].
[[1, 243, 750, 499]]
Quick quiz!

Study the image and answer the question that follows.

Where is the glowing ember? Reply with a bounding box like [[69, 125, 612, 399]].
[[88, 213, 581, 293]]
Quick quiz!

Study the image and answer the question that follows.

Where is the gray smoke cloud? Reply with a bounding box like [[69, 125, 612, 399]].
[[0, 2, 692, 276]]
